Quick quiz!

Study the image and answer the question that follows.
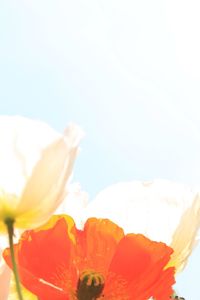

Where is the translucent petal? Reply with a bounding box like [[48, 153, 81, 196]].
[[86, 180, 198, 244]]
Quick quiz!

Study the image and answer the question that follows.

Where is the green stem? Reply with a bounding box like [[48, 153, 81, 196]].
[[5, 218, 24, 300]]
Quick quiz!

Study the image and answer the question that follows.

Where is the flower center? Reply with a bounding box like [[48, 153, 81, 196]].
[[77, 270, 105, 300]]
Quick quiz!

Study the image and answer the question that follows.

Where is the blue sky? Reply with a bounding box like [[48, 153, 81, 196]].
[[1, 0, 200, 298]]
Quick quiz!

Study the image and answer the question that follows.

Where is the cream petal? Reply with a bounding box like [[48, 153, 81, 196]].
[[16, 124, 83, 228], [85, 180, 198, 245], [167, 194, 200, 272], [0, 116, 60, 199]]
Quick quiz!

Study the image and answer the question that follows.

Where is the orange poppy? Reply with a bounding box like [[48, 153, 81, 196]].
[[3, 215, 175, 300]]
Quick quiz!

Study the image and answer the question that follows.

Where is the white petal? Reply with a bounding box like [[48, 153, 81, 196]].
[[0, 116, 60, 199], [85, 179, 198, 245], [16, 124, 83, 228], [168, 194, 200, 272]]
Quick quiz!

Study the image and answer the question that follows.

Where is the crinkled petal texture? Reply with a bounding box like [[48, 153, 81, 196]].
[[3, 215, 175, 300], [0, 116, 82, 230], [85, 179, 200, 272]]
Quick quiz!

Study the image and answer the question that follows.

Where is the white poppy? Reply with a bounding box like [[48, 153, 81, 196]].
[[85, 179, 200, 272], [0, 116, 83, 230]]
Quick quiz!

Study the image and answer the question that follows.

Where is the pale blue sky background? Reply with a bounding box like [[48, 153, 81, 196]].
[[1, 0, 200, 298]]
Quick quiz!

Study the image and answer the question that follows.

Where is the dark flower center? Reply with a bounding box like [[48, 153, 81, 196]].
[[77, 270, 105, 300], [170, 295, 185, 300]]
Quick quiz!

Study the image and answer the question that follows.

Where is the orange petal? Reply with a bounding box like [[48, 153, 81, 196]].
[[3, 215, 77, 298], [146, 267, 175, 300], [75, 218, 124, 275], [108, 234, 175, 299], [10, 262, 69, 300]]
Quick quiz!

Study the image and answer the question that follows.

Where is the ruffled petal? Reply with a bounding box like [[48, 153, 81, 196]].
[[16, 124, 83, 229], [108, 234, 175, 299], [3, 215, 77, 298], [75, 218, 124, 275]]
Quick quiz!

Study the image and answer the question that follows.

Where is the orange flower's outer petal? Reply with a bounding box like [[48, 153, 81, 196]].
[[108, 234, 175, 300], [3, 215, 77, 299], [75, 218, 124, 275]]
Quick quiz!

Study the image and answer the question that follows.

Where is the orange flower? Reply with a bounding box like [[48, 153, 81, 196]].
[[3, 216, 175, 300]]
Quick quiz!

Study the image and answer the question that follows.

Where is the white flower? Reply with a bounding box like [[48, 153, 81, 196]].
[[0, 116, 83, 230], [85, 179, 200, 272]]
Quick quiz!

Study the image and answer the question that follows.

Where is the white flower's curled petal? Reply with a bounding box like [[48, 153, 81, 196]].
[[0, 116, 83, 230], [16, 124, 83, 229], [64, 123, 85, 148], [0, 116, 60, 198], [167, 194, 200, 272]]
